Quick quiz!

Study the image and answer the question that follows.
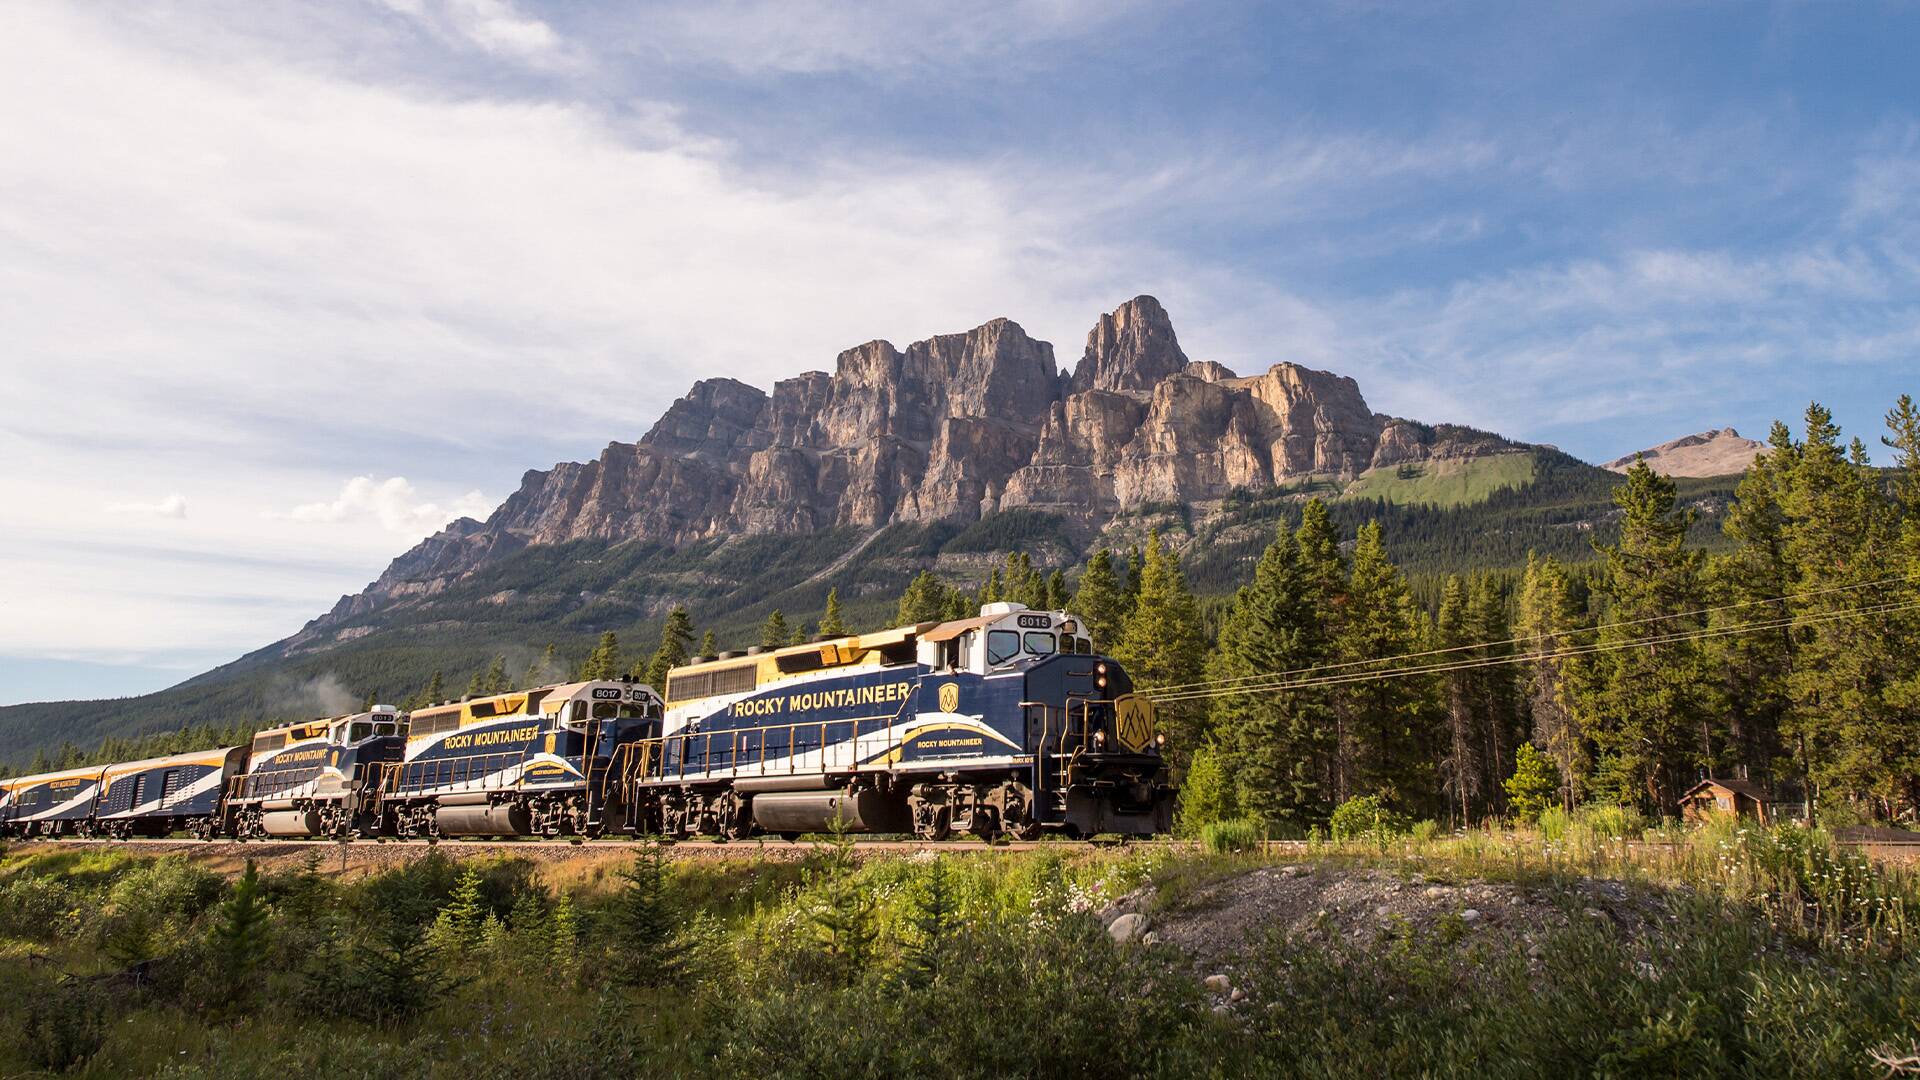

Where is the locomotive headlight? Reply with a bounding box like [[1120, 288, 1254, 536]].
[[1096, 662, 1107, 675], [1155, 733, 1167, 748], [1096, 675, 1107, 689], [1093, 730, 1107, 748]]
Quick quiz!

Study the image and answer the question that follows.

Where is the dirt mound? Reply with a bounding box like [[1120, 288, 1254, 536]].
[[1104, 864, 1672, 988]]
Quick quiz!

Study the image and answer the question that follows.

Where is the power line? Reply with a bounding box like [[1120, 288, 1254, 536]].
[[1141, 573, 1908, 698], [1147, 596, 1920, 706]]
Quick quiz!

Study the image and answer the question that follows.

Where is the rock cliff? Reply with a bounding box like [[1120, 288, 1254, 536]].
[[313, 297, 1527, 627], [1603, 428, 1764, 478]]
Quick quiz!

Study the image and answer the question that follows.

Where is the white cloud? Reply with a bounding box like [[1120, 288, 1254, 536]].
[[105, 493, 188, 519], [288, 477, 491, 537], [379, 0, 565, 65]]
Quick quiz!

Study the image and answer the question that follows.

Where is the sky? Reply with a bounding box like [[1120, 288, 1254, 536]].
[[2, 0, 1917, 705]]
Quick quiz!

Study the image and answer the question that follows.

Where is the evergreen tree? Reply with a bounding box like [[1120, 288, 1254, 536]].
[[817, 588, 848, 637], [943, 588, 974, 621], [1121, 546, 1147, 616], [1333, 522, 1435, 813], [429, 866, 489, 959], [897, 571, 954, 625], [1467, 574, 1520, 811], [549, 892, 581, 985], [1518, 552, 1588, 810], [1780, 405, 1905, 819], [1044, 569, 1069, 612], [481, 655, 510, 694], [423, 670, 445, 706], [1435, 576, 1482, 824], [1582, 460, 1714, 813], [1206, 524, 1335, 824], [210, 860, 269, 1008], [524, 643, 559, 688], [581, 632, 622, 681], [1070, 549, 1128, 651], [1710, 422, 1798, 783], [1882, 396, 1920, 813], [643, 606, 695, 688], [1175, 739, 1235, 834], [1504, 743, 1559, 824], [900, 857, 962, 988], [1112, 532, 1207, 753], [698, 630, 717, 659], [609, 844, 682, 988], [465, 670, 484, 698], [759, 609, 790, 650]]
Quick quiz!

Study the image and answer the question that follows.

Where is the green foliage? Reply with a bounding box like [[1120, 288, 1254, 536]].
[[642, 606, 694, 688], [758, 609, 791, 650], [580, 632, 622, 681], [607, 844, 682, 988], [1328, 794, 1411, 843], [211, 860, 269, 1006], [18, 981, 106, 1072], [1069, 548, 1128, 649], [1504, 743, 1559, 824], [1112, 531, 1206, 751], [1201, 817, 1266, 854], [1341, 451, 1537, 508], [1175, 740, 1234, 835], [816, 588, 848, 637]]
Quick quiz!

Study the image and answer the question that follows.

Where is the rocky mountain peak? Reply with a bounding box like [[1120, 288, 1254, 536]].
[[1603, 427, 1764, 477], [1069, 295, 1189, 394]]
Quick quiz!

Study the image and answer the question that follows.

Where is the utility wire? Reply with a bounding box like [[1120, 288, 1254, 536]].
[[1147, 596, 1920, 705], [1141, 573, 1908, 698]]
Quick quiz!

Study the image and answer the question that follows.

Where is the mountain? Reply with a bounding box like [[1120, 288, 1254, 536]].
[[1603, 428, 1765, 478], [0, 297, 1743, 763]]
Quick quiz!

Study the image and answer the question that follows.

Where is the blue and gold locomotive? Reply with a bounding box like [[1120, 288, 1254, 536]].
[[621, 602, 1173, 840], [227, 708, 406, 839], [381, 679, 663, 838]]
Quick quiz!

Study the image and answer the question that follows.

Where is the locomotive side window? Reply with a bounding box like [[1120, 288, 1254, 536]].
[[348, 722, 371, 743], [1023, 632, 1056, 656], [986, 630, 1021, 666]]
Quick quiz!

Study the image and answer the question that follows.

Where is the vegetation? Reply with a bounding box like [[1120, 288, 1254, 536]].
[[1, 823, 1917, 1077]]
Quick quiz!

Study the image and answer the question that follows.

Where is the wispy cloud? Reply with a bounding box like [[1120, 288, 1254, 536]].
[[287, 477, 491, 538], [379, 0, 567, 67], [105, 493, 188, 519]]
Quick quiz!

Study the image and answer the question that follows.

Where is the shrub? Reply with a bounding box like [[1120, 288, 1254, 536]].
[[18, 981, 106, 1072], [1410, 819, 1441, 844], [1176, 741, 1234, 836], [1503, 743, 1559, 824], [1539, 804, 1571, 843], [1329, 795, 1411, 843], [1202, 817, 1266, 854]]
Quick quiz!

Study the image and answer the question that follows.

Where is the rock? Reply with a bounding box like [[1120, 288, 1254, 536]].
[[1584, 907, 1608, 921], [1204, 974, 1231, 993], [1108, 913, 1148, 945], [1375, 904, 1393, 917], [1141, 931, 1159, 946], [1212, 1003, 1232, 1015], [1279, 865, 1310, 878], [1460, 909, 1482, 924], [291, 296, 1540, 647], [1229, 988, 1246, 1002]]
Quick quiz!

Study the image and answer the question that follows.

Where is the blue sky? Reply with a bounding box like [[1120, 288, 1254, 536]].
[[2, 1, 1917, 705]]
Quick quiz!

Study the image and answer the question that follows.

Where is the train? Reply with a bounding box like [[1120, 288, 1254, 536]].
[[0, 602, 1174, 842]]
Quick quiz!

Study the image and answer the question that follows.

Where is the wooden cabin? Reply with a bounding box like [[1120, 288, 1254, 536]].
[[1677, 778, 1775, 824]]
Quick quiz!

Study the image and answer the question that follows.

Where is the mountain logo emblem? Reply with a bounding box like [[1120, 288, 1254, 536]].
[[1114, 694, 1155, 752], [938, 682, 960, 713]]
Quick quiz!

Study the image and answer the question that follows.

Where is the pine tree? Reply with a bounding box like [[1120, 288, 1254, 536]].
[[643, 606, 695, 688], [1504, 743, 1559, 824], [1882, 396, 1920, 814], [1112, 532, 1207, 753], [524, 643, 559, 688], [900, 856, 961, 988], [423, 670, 445, 706], [211, 859, 269, 1008], [1780, 405, 1905, 819], [581, 631, 621, 681], [429, 867, 489, 959], [1711, 422, 1798, 783], [817, 588, 848, 637], [1435, 576, 1482, 824], [698, 630, 717, 659], [1070, 549, 1128, 651], [1467, 574, 1519, 811], [1582, 460, 1714, 813], [465, 670, 485, 698], [1175, 740, 1235, 834], [609, 843, 682, 987], [1518, 552, 1587, 810], [550, 891, 581, 984], [760, 609, 790, 650], [1334, 522, 1435, 813], [897, 571, 954, 625], [1044, 569, 1069, 612], [1121, 546, 1147, 616], [481, 655, 510, 694], [1206, 524, 1335, 824]]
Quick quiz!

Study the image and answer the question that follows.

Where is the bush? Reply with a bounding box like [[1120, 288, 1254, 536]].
[[18, 981, 106, 1072], [1202, 817, 1266, 854], [1539, 804, 1571, 843], [1329, 795, 1411, 843], [1176, 742, 1234, 836], [1410, 819, 1441, 844], [1503, 743, 1559, 824]]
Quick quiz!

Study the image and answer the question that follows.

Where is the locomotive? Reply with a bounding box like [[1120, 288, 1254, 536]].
[[619, 602, 1173, 841], [0, 604, 1174, 842]]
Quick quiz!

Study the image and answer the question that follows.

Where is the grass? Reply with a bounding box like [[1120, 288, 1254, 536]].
[[1341, 452, 1539, 508], [1, 825, 1917, 1077]]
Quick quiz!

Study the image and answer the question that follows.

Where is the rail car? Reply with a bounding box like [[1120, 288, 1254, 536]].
[[226, 707, 405, 839], [379, 679, 663, 839], [0, 765, 106, 837], [617, 602, 1174, 841], [95, 746, 247, 839]]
